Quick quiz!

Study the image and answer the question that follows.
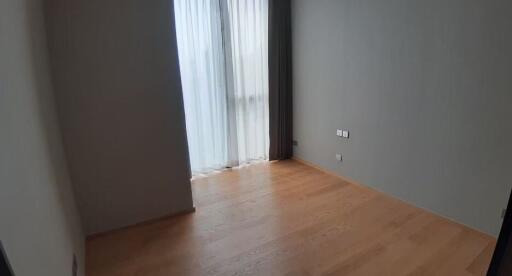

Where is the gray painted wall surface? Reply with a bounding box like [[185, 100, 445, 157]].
[[292, 0, 512, 236], [45, 0, 194, 234], [0, 0, 85, 275]]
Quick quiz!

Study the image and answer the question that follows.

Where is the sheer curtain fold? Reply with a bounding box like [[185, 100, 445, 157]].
[[175, 0, 269, 175], [225, 0, 269, 163]]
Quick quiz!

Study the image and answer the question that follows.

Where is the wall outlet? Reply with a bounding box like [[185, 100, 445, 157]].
[[335, 154, 342, 162], [336, 129, 349, 138], [292, 140, 298, 146], [342, 130, 349, 138]]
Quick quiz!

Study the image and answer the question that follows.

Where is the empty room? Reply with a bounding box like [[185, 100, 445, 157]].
[[1, 0, 512, 275]]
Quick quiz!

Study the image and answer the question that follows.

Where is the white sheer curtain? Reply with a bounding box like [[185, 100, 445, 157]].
[[174, 0, 230, 174], [174, 0, 269, 175], [225, 0, 269, 164]]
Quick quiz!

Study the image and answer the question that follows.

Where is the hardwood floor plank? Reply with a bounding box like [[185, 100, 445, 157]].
[[86, 160, 496, 276], [466, 241, 497, 276]]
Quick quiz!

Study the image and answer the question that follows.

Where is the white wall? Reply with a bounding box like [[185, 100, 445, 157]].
[[293, 0, 512, 236], [45, 0, 194, 234], [0, 0, 85, 275]]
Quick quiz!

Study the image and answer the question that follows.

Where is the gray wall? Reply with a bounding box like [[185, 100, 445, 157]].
[[45, 0, 194, 234], [0, 0, 85, 275], [292, 0, 512, 236]]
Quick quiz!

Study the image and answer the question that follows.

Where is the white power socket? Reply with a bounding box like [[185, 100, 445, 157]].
[[335, 154, 342, 161], [336, 129, 349, 138], [342, 130, 349, 138]]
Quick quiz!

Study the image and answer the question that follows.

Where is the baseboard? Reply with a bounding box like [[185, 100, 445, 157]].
[[292, 157, 372, 192], [291, 156, 496, 239], [87, 206, 196, 240]]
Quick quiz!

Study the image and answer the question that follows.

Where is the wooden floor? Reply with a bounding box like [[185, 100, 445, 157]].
[[86, 160, 496, 276]]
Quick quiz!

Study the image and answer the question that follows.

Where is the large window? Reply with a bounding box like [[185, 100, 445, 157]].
[[174, 0, 269, 175]]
